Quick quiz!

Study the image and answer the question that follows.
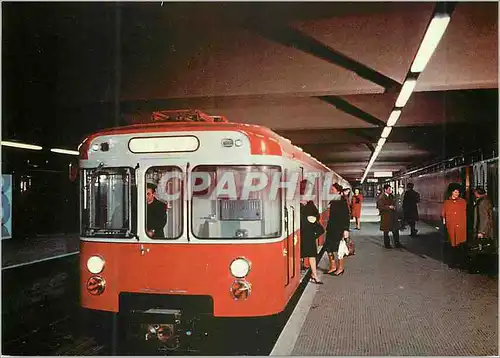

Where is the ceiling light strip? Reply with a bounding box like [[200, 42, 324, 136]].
[[395, 79, 417, 107], [1, 141, 43, 150], [410, 14, 451, 73], [361, 10, 452, 184], [386, 110, 402, 127], [50, 148, 80, 156]]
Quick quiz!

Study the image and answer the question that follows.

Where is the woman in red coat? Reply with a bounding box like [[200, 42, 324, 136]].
[[441, 183, 467, 267], [351, 188, 363, 230]]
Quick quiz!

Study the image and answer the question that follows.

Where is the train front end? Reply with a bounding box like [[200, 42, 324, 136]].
[[78, 122, 300, 351]]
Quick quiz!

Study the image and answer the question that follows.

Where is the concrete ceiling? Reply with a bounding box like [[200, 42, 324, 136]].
[[3, 2, 498, 182]]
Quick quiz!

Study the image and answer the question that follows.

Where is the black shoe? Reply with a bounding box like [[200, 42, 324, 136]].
[[385, 245, 393, 249], [310, 277, 324, 284], [395, 243, 403, 248]]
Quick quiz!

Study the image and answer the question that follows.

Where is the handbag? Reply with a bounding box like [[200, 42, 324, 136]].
[[338, 239, 350, 259], [467, 237, 497, 256], [346, 238, 355, 255]]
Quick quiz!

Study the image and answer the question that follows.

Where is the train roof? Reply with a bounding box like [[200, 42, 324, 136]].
[[81, 116, 336, 174]]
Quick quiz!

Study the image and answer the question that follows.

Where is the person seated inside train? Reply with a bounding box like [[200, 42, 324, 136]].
[[146, 183, 167, 238]]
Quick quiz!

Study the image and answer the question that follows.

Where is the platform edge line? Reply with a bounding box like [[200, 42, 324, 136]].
[[270, 252, 326, 356], [2, 251, 80, 270]]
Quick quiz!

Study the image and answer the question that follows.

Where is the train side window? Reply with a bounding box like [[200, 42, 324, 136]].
[[144, 166, 183, 239], [191, 165, 282, 239]]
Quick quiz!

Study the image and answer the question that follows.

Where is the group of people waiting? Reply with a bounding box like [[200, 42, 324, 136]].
[[376, 181, 495, 269], [301, 180, 495, 284], [441, 183, 494, 268], [376, 183, 421, 248]]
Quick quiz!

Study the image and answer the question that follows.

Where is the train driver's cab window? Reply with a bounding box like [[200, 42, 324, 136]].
[[81, 167, 135, 238], [191, 165, 281, 239], [144, 166, 183, 239]]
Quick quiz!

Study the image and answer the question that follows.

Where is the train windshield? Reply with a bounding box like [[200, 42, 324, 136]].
[[81, 167, 136, 238], [191, 165, 282, 239]]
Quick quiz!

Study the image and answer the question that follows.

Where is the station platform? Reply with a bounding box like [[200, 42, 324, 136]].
[[272, 219, 499, 356], [1, 234, 79, 270]]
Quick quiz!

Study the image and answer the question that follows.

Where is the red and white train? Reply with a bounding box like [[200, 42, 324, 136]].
[[77, 110, 349, 350]]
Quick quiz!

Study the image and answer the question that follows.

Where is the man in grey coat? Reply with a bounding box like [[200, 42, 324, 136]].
[[473, 187, 494, 239]]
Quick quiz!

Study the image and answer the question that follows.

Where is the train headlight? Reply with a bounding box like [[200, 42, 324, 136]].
[[229, 257, 251, 278], [87, 255, 105, 274]]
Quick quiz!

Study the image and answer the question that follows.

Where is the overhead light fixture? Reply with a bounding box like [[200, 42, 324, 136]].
[[1, 140, 43, 150], [386, 110, 402, 127], [374, 171, 393, 178], [50, 148, 79, 156], [377, 138, 387, 147], [395, 79, 417, 107], [381, 126, 392, 138], [410, 14, 451, 73]]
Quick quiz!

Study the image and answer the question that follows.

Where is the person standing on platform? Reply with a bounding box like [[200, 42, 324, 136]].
[[377, 184, 402, 249], [441, 183, 467, 268], [300, 201, 324, 284], [325, 183, 350, 276], [395, 184, 406, 230], [351, 188, 363, 230], [468, 186, 495, 273], [403, 182, 420, 236], [472, 187, 494, 240]]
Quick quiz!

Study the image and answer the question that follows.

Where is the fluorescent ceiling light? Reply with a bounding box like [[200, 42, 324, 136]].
[[377, 138, 387, 147], [411, 14, 451, 73], [374, 171, 393, 178], [1, 141, 42, 150], [386, 110, 402, 127], [51, 148, 79, 156], [395, 79, 417, 107], [381, 126, 392, 138]]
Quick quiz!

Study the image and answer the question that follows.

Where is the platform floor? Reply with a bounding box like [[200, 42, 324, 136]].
[[274, 220, 498, 356], [1, 234, 79, 269]]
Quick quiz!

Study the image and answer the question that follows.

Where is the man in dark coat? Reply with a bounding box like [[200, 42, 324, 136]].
[[403, 182, 420, 236], [146, 183, 167, 238], [395, 184, 406, 230], [377, 184, 402, 248]]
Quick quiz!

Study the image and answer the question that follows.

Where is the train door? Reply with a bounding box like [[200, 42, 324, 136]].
[[283, 166, 299, 287], [139, 162, 188, 290], [283, 168, 291, 287], [282, 169, 297, 287]]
